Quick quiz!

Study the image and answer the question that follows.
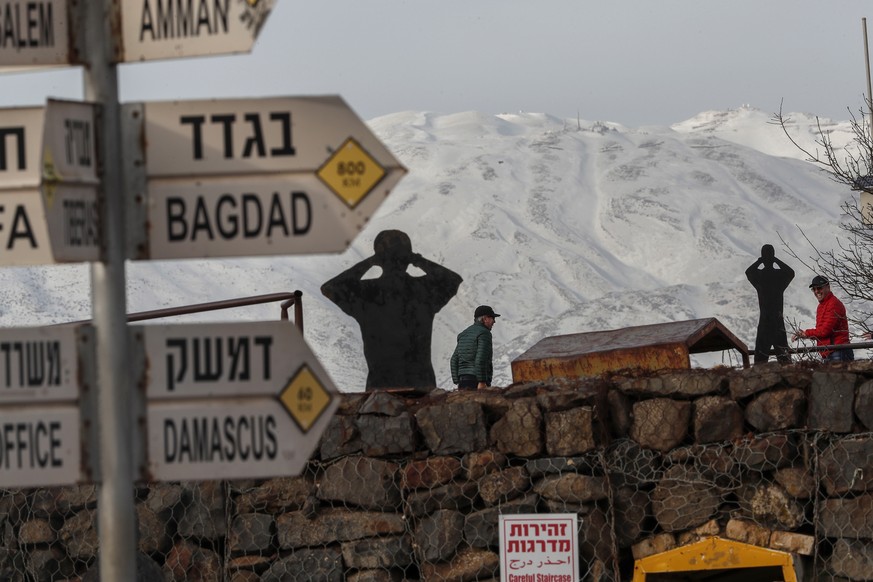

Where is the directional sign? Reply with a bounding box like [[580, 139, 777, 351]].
[[0, 325, 91, 488], [0, 0, 73, 68], [0, 100, 100, 265], [0, 404, 83, 487], [127, 95, 406, 260], [140, 320, 339, 481], [0, 325, 80, 402], [41, 99, 100, 262], [118, 0, 275, 63], [0, 106, 42, 189], [861, 190, 873, 225]]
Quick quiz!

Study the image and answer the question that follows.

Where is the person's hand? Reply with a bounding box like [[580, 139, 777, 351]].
[[792, 330, 806, 342], [477, 382, 487, 390]]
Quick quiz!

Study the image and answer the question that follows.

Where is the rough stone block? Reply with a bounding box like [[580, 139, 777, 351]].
[[477, 466, 530, 505], [545, 406, 595, 456], [831, 539, 873, 581], [630, 398, 690, 453], [490, 398, 543, 457], [316, 457, 401, 511], [532, 473, 609, 504], [745, 388, 805, 431], [614, 486, 650, 548], [618, 371, 722, 398], [808, 371, 856, 432], [405, 481, 479, 517], [631, 533, 676, 560], [677, 519, 720, 546], [228, 513, 274, 554], [774, 466, 815, 499], [414, 510, 465, 563], [260, 547, 343, 582], [819, 494, 873, 538], [357, 413, 417, 456], [693, 395, 744, 443], [462, 450, 508, 481], [341, 535, 414, 569], [855, 379, 873, 430], [725, 518, 771, 547], [820, 436, 873, 495], [276, 508, 405, 548], [401, 457, 463, 490], [319, 414, 362, 460], [736, 481, 806, 529], [769, 530, 815, 556], [416, 401, 488, 455], [419, 548, 499, 582], [728, 367, 782, 400], [651, 465, 722, 532]]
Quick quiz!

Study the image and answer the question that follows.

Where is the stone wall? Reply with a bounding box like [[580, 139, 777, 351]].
[[6, 361, 873, 581]]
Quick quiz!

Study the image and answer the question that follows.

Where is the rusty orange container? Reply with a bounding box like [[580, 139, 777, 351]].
[[511, 318, 749, 382]]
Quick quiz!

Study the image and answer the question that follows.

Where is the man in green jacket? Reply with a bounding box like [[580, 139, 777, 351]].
[[451, 305, 500, 390]]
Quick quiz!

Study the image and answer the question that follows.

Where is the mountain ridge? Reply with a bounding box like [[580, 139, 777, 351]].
[[0, 106, 857, 390]]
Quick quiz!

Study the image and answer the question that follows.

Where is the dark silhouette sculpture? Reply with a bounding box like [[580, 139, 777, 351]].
[[745, 244, 795, 363], [321, 230, 463, 391]]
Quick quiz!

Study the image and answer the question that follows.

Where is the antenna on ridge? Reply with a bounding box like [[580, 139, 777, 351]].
[[864, 17, 873, 166]]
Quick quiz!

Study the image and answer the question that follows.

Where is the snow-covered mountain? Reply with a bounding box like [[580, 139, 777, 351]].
[[0, 106, 859, 390]]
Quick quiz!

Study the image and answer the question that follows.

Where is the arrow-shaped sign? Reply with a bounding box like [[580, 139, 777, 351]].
[[0, 100, 101, 265], [1, 0, 276, 69], [118, 0, 276, 63], [125, 95, 407, 260]]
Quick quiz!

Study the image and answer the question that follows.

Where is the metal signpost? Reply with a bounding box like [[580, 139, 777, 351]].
[[78, 1, 137, 580], [139, 320, 339, 481], [0, 325, 93, 488], [123, 96, 406, 259]]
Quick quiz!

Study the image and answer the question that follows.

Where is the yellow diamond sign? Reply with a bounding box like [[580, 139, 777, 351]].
[[317, 137, 387, 208], [279, 365, 334, 433]]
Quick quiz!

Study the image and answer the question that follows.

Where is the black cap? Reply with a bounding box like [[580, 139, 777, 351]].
[[474, 305, 500, 318], [809, 275, 829, 289]]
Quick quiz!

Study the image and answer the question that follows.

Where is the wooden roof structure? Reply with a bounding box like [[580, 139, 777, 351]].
[[511, 317, 749, 382]]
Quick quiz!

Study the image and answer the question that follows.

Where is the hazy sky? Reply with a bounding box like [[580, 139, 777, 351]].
[[3, 0, 873, 126]]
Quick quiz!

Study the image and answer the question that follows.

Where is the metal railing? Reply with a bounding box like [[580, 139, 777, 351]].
[[57, 290, 304, 331], [767, 340, 873, 356]]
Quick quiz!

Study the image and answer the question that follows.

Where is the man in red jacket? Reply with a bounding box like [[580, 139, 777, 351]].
[[792, 275, 854, 361]]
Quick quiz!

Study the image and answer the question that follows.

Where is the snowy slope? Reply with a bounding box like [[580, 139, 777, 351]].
[[0, 106, 856, 390]]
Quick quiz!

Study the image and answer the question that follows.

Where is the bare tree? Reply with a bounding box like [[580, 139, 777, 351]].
[[771, 100, 873, 335]]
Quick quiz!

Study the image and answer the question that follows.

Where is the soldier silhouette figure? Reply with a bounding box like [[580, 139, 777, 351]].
[[745, 244, 795, 363], [321, 230, 462, 391]]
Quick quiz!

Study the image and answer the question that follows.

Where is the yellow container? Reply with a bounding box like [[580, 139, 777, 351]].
[[632, 536, 799, 582]]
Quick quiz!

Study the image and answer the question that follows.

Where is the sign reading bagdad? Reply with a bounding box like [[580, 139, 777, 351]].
[[129, 95, 406, 260]]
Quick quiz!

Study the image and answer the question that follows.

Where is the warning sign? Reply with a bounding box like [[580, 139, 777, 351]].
[[279, 364, 333, 433], [317, 137, 387, 208]]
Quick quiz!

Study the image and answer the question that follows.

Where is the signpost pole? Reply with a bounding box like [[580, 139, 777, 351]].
[[80, 1, 137, 580]]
